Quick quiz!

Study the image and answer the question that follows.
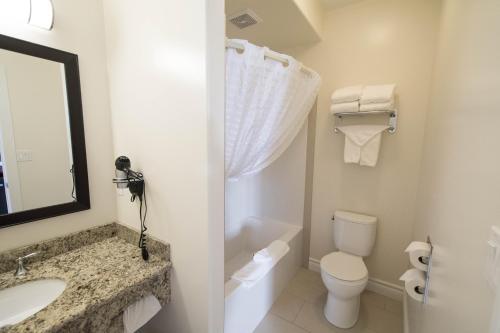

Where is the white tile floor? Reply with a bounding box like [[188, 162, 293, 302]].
[[254, 268, 403, 333]]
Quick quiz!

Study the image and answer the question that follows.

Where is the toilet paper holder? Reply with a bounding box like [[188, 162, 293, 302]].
[[401, 237, 434, 304], [419, 236, 433, 304]]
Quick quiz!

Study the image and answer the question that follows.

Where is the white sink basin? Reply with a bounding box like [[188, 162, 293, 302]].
[[0, 279, 66, 328]]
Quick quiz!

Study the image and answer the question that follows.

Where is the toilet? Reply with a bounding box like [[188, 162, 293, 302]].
[[320, 210, 377, 328]]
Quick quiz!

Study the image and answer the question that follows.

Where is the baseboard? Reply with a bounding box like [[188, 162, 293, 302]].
[[308, 257, 403, 302], [308, 257, 321, 272], [367, 277, 403, 301]]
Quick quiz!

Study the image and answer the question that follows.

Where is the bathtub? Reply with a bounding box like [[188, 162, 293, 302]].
[[224, 217, 303, 333]]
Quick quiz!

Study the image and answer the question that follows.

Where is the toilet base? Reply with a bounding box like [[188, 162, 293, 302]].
[[323, 292, 360, 329]]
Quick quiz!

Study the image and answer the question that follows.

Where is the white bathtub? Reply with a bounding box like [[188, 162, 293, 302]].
[[224, 217, 303, 333]]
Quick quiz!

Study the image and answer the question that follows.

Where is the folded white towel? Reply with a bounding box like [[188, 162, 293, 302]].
[[253, 240, 289, 263], [338, 125, 389, 167], [253, 252, 272, 262], [232, 261, 272, 288], [123, 295, 162, 333], [330, 101, 359, 114], [232, 240, 290, 288], [331, 85, 363, 104], [359, 99, 394, 112], [360, 84, 396, 104]]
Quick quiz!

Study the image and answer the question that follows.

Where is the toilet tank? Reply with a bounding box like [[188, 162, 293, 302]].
[[333, 211, 377, 257]]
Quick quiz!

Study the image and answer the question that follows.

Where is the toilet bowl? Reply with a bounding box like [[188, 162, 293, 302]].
[[320, 251, 368, 328], [320, 210, 377, 328]]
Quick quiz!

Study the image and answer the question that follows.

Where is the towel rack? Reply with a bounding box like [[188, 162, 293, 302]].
[[333, 110, 398, 134]]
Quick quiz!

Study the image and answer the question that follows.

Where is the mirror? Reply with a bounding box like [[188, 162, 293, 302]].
[[0, 34, 89, 228]]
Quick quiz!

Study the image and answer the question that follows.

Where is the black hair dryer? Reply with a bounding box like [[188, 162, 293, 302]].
[[112, 156, 149, 261]]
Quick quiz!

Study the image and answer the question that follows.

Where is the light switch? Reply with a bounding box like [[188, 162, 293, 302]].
[[16, 150, 33, 162]]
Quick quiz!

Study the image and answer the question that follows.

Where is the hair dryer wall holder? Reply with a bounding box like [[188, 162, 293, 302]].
[[112, 156, 149, 261]]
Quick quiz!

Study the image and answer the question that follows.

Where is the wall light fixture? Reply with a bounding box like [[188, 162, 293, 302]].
[[28, 0, 54, 30]]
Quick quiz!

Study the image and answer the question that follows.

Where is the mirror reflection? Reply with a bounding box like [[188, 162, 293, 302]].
[[0, 49, 74, 215]]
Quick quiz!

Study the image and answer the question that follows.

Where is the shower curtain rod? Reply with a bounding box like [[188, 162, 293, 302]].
[[225, 39, 313, 75]]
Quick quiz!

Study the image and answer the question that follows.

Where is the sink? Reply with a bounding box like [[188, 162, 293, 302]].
[[0, 279, 66, 328]]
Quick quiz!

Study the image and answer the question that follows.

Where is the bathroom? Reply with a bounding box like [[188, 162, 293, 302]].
[[0, 0, 498, 332]]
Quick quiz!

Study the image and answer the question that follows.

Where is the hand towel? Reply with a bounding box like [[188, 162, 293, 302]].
[[330, 101, 359, 114], [123, 295, 162, 333], [338, 125, 389, 167], [360, 84, 396, 104], [359, 99, 394, 112], [232, 260, 272, 288], [253, 249, 272, 262], [330, 85, 363, 104], [232, 241, 290, 288], [253, 240, 289, 263]]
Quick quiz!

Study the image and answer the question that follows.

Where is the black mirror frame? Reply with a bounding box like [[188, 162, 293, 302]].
[[0, 34, 90, 228]]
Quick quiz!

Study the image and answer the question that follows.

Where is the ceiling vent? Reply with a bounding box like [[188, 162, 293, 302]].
[[228, 9, 262, 29]]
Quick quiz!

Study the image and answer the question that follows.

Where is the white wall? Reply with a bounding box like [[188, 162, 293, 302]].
[[206, 0, 226, 330], [0, 0, 116, 251], [0, 50, 73, 211], [410, 0, 500, 332], [102, 0, 225, 332], [292, 0, 324, 38], [287, 0, 442, 286]]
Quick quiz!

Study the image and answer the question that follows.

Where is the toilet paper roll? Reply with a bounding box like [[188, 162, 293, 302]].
[[405, 241, 431, 271], [400, 268, 425, 302]]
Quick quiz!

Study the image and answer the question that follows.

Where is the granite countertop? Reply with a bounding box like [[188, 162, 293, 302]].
[[0, 224, 171, 332]]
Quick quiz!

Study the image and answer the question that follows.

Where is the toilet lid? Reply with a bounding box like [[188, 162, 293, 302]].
[[320, 252, 368, 281]]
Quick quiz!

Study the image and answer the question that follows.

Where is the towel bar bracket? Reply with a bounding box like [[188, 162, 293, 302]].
[[388, 111, 397, 134], [333, 110, 398, 134]]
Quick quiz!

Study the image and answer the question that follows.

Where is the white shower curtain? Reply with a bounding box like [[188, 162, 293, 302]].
[[225, 39, 321, 181]]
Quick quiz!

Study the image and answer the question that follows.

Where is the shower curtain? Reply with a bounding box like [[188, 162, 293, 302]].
[[225, 39, 321, 181]]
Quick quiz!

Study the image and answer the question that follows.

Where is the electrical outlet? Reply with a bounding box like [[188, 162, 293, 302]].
[[16, 150, 33, 162]]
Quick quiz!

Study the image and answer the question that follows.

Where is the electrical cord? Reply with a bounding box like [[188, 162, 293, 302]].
[[138, 182, 149, 261], [70, 165, 76, 201], [129, 170, 149, 261]]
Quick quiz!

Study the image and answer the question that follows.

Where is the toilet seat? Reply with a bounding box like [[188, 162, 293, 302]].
[[320, 251, 367, 282]]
